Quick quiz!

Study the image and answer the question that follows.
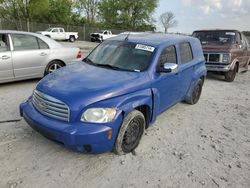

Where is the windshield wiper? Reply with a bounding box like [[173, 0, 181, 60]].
[[94, 64, 129, 71], [83, 57, 95, 65]]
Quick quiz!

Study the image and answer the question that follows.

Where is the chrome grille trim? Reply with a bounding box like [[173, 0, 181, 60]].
[[32, 90, 70, 122]]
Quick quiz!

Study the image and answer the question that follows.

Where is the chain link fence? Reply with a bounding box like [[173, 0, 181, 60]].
[[0, 19, 125, 41]]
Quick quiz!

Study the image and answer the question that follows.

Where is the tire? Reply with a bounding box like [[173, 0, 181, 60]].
[[225, 64, 237, 82], [44, 60, 64, 76], [187, 79, 203, 105], [114, 110, 145, 155], [69, 36, 75, 42]]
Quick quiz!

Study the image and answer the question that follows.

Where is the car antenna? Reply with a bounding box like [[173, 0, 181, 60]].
[[125, 32, 130, 41]]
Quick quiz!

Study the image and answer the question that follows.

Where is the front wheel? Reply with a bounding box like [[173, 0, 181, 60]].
[[225, 65, 237, 82], [44, 61, 64, 76], [114, 110, 145, 155]]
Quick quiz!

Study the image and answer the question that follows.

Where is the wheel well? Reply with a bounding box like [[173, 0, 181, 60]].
[[49, 59, 65, 66], [70, 35, 75, 38], [235, 62, 239, 72], [44, 60, 66, 75], [135, 105, 151, 129], [200, 76, 205, 85]]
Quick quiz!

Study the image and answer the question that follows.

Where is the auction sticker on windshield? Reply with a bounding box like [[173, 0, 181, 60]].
[[226, 32, 235, 35], [135, 44, 155, 52]]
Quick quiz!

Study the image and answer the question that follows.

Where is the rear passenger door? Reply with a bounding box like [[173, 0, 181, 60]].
[[10, 34, 50, 79], [177, 42, 195, 95], [0, 34, 14, 82]]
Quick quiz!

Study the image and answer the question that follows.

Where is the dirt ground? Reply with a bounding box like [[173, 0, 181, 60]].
[[0, 41, 249, 188]]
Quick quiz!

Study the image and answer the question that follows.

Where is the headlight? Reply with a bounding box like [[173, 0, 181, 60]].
[[81, 108, 117, 123], [222, 54, 230, 64]]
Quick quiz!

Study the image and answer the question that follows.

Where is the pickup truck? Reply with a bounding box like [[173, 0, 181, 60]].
[[37, 27, 78, 42], [192, 29, 250, 82], [20, 34, 207, 155], [90, 30, 117, 42]]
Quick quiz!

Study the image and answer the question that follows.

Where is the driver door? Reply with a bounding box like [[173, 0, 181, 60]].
[[153, 45, 181, 113]]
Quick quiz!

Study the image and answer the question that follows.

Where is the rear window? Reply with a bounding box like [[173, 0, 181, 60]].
[[179, 42, 193, 64], [11, 34, 39, 51]]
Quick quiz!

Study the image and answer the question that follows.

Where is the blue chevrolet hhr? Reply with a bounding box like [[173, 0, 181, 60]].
[[20, 33, 207, 154]]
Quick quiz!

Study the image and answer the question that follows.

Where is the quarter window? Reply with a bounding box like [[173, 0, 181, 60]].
[[37, 38, 49, 49], [158, 45, 177, 65], [11, 34, 39, 51], [179, 42, 193, 64], [0, 34, 9, 52]]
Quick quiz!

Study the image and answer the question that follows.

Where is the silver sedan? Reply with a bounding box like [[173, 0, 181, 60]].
[[0, 30, 82, 84]]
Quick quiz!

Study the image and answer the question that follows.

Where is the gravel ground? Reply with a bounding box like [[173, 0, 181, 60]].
[[0, 61, 249, 187]]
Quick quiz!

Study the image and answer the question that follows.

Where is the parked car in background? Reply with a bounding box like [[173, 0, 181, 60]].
[[90, 30, 117, 42], [20, 33, 206, 155], [37, 27, 78, 42], [0, 30, 81, 84], [192, 29, 250, 82]]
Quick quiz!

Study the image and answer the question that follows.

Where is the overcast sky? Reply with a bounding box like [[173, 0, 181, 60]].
[[154, 0, 250, 34]]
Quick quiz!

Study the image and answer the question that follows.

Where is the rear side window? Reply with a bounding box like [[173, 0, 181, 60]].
[[158, 45, 177, 65], [0, 34, 9, 52], [11, 34, 39, 51], [179, 42, 193, 64], [38, 38, 49, 49]]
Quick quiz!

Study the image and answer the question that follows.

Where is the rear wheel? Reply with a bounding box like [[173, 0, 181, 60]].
[[187, 79, 203, 105], [69, 36, 75, 42], [114, 110, 145, 155], [225, 64, 237, 82], [44, 60, 64, 76]]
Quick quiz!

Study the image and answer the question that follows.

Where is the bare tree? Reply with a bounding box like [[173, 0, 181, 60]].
[[159, 12, 178, 33], [76, 0, 99, 24]]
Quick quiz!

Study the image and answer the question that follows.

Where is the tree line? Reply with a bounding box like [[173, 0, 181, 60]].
[[0, 0, 159, 31]]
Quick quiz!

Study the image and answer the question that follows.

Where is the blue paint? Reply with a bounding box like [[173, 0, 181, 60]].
[[20, 34, 207, 154]]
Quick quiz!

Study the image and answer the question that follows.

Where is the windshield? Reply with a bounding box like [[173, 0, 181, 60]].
[[46, 28, 53, 31], [85, 41, 154, 72], [192, 31, 236, 45]]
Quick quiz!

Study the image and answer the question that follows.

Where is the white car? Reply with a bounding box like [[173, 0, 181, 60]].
[[37, 27, 78, 42], [0, 30, 82, 84], [90, 30, 117, 42]]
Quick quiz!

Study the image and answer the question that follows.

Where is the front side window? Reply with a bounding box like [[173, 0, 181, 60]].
[[59, 28, 64, 32], [52, 29, 59, 32], [11, 34, 39, 51], [0, 34, 9, 52], [85, 41, 154, 72], [179, 42, 193, 64], [158, 46, 177, 66]]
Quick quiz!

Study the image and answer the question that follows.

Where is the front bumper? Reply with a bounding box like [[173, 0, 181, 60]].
[[20, 99, 122, 154], [206, 63, 232, 72]]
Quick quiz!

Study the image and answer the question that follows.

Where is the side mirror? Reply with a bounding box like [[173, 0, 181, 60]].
[[157, 63, 178, 73]]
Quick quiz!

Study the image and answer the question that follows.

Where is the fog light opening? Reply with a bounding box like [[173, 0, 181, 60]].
[[83, 145, 92, 152]]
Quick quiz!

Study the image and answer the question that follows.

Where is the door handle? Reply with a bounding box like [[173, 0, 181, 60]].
[[1, 55, 10, 60], [40, 52, 47, 56]]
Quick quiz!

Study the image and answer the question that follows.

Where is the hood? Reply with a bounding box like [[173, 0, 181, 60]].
[[91, 33, 101, 35], [36, 62, 150, 110], [201, 44, 235, 53]]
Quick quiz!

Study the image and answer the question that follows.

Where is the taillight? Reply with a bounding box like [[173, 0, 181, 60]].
[[77, 51, 81, 59]]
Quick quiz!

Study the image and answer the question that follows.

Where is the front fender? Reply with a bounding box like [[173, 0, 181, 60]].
[[79, 89, 153, 124]]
